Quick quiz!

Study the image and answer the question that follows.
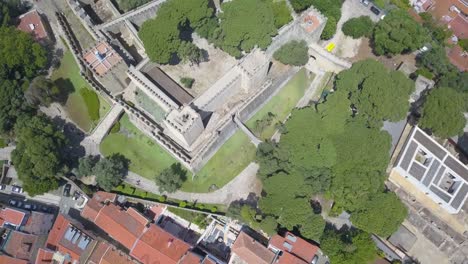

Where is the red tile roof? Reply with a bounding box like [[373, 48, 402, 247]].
[[16, 10, 48, 42], [448, 14, 468, 39], [87, 241, 135, 264], [0, 255, 28, 264], [269, 232, 319, 264], [45, 214, 87, 263], [35, 248, 54, 264], [148, 204, 167, 221], [130, 225, 190, 264], [448, 45, 468, 71], [85, 203, 147, 249], [231, 232, 275, 264], [179, 251, 203, 264], [0, 207, 26, 227], [81, 191, 117, 222], [3, 230, 38, 261]]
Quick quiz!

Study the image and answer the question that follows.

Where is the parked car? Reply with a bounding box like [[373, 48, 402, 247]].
[[72, 191, 81, 201], [370, 6, 381, 15], [12, 185, 23, 193], [8, 200, 17, 206], [31, 204, 38, 211], [0, 184, 5, 190], [41, 206, 49, 212], [311, 255, 319, 264], [24, 203, 32, 210], [360, 0, 370, 6], [63, 184, 71, 197]]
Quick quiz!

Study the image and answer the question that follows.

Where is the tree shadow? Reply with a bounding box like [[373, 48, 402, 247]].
[[109, 153, 131, 176], [54, 78, 75, 105], [171, 162, 188, 182], [52, 117, 86, 169]]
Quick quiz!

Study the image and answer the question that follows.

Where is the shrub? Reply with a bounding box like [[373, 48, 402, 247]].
[[273, 40, 309, 66], [342, 16, 374, 39], [210, 206, 217, 213], [459, 39, 468, 51], [79, 88, 100, 121], [110, 121, 120, 134], [321, 16, 337, 40], [179, 201, 187, 208], [180, 77, 194, 88], [415, 68, 434, 79]]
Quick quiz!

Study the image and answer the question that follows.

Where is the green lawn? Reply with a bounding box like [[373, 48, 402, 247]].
[[246, 68, 314, 140], [181, 131, 256, 193], [100, 114, 179, 178], [51, 50, 110, 131]]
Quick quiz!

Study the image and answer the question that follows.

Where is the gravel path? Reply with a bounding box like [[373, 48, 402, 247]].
[[125, 163, 260, 204]]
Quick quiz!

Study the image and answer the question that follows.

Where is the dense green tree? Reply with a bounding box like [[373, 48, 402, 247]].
[[321, 16, 337, 40], [259, 216, 277, 236], [419, 87, 466, 138], [419, 12, 452, 43], [321, 229, 378, 264], [77, 155, 99, 178], [438, 71, 468, 94], [0, 79, 32, 134], [273, 40, 309, 66], [417, 45, 454, 77], [342, 16, 374, 39], [215, 0, 277, 57], [177, 41, 205, 65], [11, 115, 66, 196], [0, 26, 47, 78], [155, 163, 187, 193], [289, 0, 313, 12], [25, 76, 61, 107], [94, 154, 129, 191], [115, 0, 151, 12], [139, 0, 213, 63], [351, 192, 407, 237], [0, 0, 26, 26], [373, 9, 428, 56], [335, 59, 414, 124], [269, 0, 293, 29]]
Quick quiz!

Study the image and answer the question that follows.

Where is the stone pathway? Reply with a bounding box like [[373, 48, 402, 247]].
[[233, 115, 262, 147], [125, 163, 260, 205], [0, 146, 14, 160]]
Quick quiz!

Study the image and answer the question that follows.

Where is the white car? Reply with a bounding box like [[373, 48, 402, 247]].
[[12, 185, 23, 193]]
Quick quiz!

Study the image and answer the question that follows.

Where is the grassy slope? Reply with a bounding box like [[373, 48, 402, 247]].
[[100, 114, 178, 178], [181, 131, 256, 193], [51, 50, 110, 131], [246, 68, 313, 140]]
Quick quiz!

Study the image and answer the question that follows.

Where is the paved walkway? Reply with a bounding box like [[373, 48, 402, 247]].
[[233, 115, 262, 147], [81, 104, 124, 155], [125, 163, 260, 204], [0, 146, 15, 161]]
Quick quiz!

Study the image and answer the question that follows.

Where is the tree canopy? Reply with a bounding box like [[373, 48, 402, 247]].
[[321, 228, 378, 264], [373, 9, 428, 56], [139, 0, 213, 63], [273, 40, 309, 66], [335, 59, 414, 125], [94, 154, 129, 191], [419, 87, 466, 138], [214, 0, 277, 57], [11, 115, 66, 196], [25, 76, 61, 107], [0, 78, 33, 134], [342, 16, 374, 39], [155, 163, 187, 193], [115, 0, 151, 12], [0, 26, 47, 78]]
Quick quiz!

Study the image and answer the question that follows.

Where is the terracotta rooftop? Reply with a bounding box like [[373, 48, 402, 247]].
[[448, 45, 468, 71], [22, 211, 54, 235], [83, 42, 123, 76], [231, 232, 275, 264], [83, 203, 148, 249], [179, 251, 204, 264], [0, 207, 27, 227], [428, 0, 468, 20], [0, 255, 27, 264], [46, 214, 94, 263], [35, 248, 54, 264], [269, 232, 319, 264], [16, 9, 48, 42], [448, 14, 468, 39], [2, 230, 39, 261], [148, 204, 167, 221], [87, 241, 135, 264], [81, 191, 117, 222], [130, 225, 190, 264]]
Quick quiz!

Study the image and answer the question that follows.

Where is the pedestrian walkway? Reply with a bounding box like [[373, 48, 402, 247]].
[[81, 104, 124, 155], [0, 146, 14, 161], [233, 115, 262, 146], [125, 163, 260, 205]]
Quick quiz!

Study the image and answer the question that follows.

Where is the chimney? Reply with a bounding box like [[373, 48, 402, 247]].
[[167, 238, 174, 247]]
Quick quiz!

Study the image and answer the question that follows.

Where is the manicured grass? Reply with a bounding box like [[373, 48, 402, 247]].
[[101, 114, 179, 178], [135, 89, 166, 123], [246, 68, 313, 140], [51, 50, 110, 131], [79, 88, 100, 121], [0, 138, 6, 148], [181, 131, 256, 193]]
